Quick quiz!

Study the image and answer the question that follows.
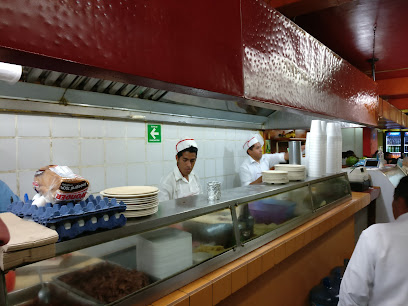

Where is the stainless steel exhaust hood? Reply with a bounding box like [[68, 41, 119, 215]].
[[0, 0, 379, 128], [0, 66, 277, 130]]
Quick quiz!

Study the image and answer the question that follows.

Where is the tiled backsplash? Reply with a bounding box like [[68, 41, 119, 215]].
[[0, 113, 257, 199]]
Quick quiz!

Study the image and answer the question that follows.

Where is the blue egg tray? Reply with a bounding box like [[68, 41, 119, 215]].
[[8, 195, 127, 241]]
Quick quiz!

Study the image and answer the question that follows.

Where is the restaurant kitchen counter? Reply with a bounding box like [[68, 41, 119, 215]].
[[152, 192, 374, 306], [3, 173, 357, 305]]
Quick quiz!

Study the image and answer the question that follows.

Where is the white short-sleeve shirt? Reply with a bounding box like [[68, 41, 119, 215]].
[[159, 166, 202, 201], [239, 153, 286, 186], [339, 213, 408, 306]]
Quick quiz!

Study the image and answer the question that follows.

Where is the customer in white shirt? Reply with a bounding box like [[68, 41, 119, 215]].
[[239, 134, 289, 186], [339, 176, 408, 306], [159, 137, 202, 201]]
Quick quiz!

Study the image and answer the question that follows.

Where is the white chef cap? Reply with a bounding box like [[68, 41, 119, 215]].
[[176, 137, 198, 154], [243, 134, 264, 152]]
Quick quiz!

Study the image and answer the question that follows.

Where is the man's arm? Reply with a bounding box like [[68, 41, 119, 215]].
[[239, 165, 258, 186], [158, 186, 171, 202], [338, 230, 375, 306], [265, 152, 287, 168], [250, 176, 263, 185], [158, 174, 174, 202]]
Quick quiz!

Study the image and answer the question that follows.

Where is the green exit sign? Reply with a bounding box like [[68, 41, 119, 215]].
[[147, 124, 161, 143]]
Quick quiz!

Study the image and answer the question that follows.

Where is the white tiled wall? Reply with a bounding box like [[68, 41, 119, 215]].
[[0, 113, 256, 199], [342, 128, 363, 157]]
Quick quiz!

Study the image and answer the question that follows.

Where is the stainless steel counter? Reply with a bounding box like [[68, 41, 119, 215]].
[[5, 173, 352, 306], [56, 174, 348, 256]]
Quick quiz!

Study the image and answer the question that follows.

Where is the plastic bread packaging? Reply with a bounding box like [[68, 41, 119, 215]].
[[32, 165, 90, 206]]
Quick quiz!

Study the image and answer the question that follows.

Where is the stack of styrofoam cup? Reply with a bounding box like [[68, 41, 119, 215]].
[[320, 121, 327, 134], [301, 133, 310, 174], [320, 121, 327, 174], [326, 122, 343, 174], [308, 120, 326, 177], [326, 123, 337, 174], [335, 123, 343, 173]]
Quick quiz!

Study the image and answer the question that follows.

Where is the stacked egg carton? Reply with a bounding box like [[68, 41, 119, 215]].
[[8, 195, 127, 241]]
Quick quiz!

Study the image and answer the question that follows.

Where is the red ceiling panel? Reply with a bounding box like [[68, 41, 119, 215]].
[[389, 98, 408, 110], [241, 0, 378, 126], [0, 0, 243, 98], [292, 0, 408, 80], [0, 0, 381, 126]]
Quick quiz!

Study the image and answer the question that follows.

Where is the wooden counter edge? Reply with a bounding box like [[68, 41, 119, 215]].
[[150, 192, 371, 306]]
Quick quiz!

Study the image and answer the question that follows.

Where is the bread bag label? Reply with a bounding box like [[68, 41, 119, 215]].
[[33, 165, 90, 204]]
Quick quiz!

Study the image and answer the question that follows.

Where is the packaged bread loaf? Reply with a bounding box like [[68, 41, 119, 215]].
[[32, 165, 89, 204]]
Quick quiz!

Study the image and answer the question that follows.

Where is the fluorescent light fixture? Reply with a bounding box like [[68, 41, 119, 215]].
[[339, 122, 365, 128], [0, 62, 22, 84]]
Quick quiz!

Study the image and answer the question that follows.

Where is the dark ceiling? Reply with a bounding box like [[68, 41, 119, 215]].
[[273, 0, 408, 108], [276, 0, 408, 80]]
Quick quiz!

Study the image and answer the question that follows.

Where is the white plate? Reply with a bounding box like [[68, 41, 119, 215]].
[[103, 195, 158, 203], [102, 186, 159, 195], [124, 207, 158, 218], [126, 202, 159, 211], [262, 170, 288, 175], [275, 164, 305, 170], [117, 199, 159, 205], [263, 177, 289, 182], [100, 190, 159, 198], [287, 173, 306, 181], [262, 169, 289, 184], [263, 180, 289, 184], [124, 199, 159, 206]]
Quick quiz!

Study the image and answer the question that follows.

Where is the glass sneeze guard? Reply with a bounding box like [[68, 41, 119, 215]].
[[4, 173, 352, 306]]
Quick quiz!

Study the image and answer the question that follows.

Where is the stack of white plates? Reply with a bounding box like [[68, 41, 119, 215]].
[[136, 228, 192, 279], [100, 186, 159, 218], [262, 170, 289, 184], [274, 164, 306, 181]]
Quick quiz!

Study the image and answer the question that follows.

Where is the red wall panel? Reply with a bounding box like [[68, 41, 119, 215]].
[[363, 127, 378, 157]]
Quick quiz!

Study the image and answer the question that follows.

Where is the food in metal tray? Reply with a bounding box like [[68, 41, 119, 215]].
[[58, 262, 150, 304], [17, 282, 93, 306], [194, 245, 225, 256]]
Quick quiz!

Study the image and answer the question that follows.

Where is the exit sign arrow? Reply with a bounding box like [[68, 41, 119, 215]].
[[150, 127, 159, 139], [147, 124, 161, 143]]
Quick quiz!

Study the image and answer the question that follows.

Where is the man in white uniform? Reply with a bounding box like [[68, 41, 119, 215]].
[[239, 134, 289, 186], [339, 176, 408, 306], [159, 137, 202, 201]]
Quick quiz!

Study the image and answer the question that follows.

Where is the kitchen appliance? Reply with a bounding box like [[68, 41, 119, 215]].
[[363, 158, 381, 168], [385, 131, 402, 159], [348, 167, 371, 192], [289, 141, 302, 165]]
